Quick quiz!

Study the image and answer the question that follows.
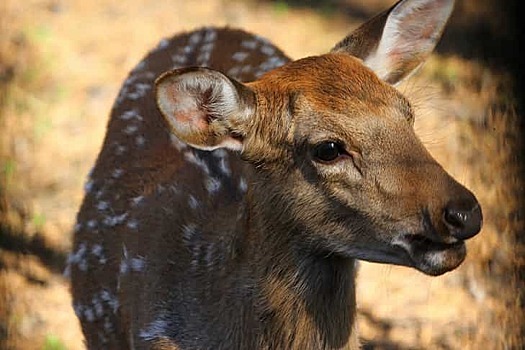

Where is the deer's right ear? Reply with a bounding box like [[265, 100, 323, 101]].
[[155, 67, 256, 151], [332, 0, 455, 85]]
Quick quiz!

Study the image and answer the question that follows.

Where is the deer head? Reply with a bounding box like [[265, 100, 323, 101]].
[[155, 0, 482, 277]]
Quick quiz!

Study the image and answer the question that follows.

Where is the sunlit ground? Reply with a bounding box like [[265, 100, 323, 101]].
[[0, 0, 522, 349]]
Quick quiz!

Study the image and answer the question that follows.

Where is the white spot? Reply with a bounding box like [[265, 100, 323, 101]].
[[188, 195, 199, 209], [190, 243, 201, 269], [256, 56, 288, 77], [135, 135, 146, 147], [212, 149, 232, 174], [84, 308, 95, 322], [197, 51, 211, 65], [119, 245, 129, 274], [124, 125, 139, 135], [184, 151, 210, 174], [112, 168, 124, 178], [213, 148, 227, 158], [91, 244, 107, 264], [261, 45, 276, 56], [63, 264, 71, 278], [127, 83, 151, 100], [132, 61, 146, 73], [73, 303, 83, 318], [100, 289, 119, 313], [71, 243, 87, 260], [239, 177, 247, 193], [126, 219, 139, 230], [189, 32, 202, 45], [93, 298, 104, 318], [91, 244, 103, 256], [203, 29, 217, 42], [139, 318, 169, 341], [84, 179, 94, 193], [205, 177, 221, 194], [182, 223, 197, 242], [113, 142, 127, 156], [87, 220, 97, 229], [169, 184, 180, 194], [130, 257, 146, 272], [241, 40, 258, 50], [78, 259, 88, 271], [103, 316, 113, 333], [119, 259, 129, 275], [218, 157, 231, 177], [232, 51, 249, 62], [116, 72, 155, 104], [227, 66, 241, 77], [241, 65, 253, 74], [96, 201, 109, 211], [131, 196, 144, 206], [68, 243, 88, 272], [120, 109, 143, 121], [200, 42, 214, 53], [103, 212, 128, 227], [237, 207, 244, 221], [171, 54, 187, 64], [255, 35, 271, 44], [204, 245, 215, 267], [157, 38, 169, 50], [120, 255, 146, 274]]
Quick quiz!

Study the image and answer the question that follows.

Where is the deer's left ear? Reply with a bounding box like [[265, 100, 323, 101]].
[[155, 67, 256, 151], [332, 0, 455, 85]]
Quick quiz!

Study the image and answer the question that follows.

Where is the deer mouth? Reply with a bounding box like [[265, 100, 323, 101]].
[[394, 233, 466, 276]]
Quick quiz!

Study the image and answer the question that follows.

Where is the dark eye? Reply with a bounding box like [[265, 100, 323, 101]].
[[313, 141, 344, 162]]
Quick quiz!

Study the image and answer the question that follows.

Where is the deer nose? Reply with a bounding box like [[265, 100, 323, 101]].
[[443, 199, 482, 240]]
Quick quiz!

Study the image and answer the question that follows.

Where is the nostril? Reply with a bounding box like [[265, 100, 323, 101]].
[[444, 209, 467, 228], [443, 200, 483, 240]]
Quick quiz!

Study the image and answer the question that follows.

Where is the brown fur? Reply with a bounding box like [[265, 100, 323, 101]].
[[70, 1, 480, 349]]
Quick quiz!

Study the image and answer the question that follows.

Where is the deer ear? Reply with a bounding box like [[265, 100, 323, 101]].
[[332, 0, 454, 85], [155, 67, 256, 151]]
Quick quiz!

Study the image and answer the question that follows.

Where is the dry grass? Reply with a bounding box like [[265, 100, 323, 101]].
[[0, 0, 522, 349]]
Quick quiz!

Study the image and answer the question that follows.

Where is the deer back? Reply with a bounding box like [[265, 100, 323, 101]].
[[69, 27, 289, 348]]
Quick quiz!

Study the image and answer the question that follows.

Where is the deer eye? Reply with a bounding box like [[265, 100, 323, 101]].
[[312, 141, 345, 163]]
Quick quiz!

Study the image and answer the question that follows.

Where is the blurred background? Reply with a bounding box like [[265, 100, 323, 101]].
[[0, 0, 522, 349]]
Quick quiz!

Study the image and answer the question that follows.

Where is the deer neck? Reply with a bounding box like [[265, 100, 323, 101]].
[[237, 175, 359, 349]]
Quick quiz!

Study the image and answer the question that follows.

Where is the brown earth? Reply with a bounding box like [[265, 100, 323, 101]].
[[0, 0, 523, 349]]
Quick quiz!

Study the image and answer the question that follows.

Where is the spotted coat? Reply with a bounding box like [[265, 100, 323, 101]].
[[69, 27, 290, 349]]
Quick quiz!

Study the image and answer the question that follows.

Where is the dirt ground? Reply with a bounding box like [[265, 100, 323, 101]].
[[0, 0, 523, 349]]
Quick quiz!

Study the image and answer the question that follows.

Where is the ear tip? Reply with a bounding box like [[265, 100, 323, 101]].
[[155, 68, 186, 86], [395, 0, 456, 16]]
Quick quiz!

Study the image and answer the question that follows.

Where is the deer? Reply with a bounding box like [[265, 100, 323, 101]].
[[68, 0, 482, 348]]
